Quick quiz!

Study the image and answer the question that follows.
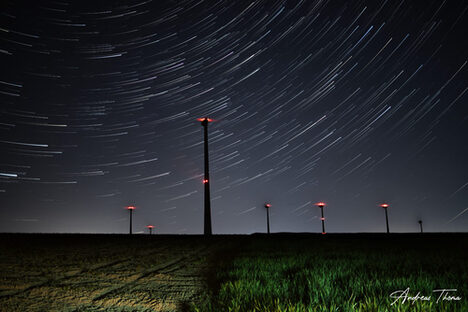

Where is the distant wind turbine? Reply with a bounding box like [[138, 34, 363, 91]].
[[264, 203, 271, 234], [380, 203, 390, 233], [146, 225, 154, 235], [315, 202, 326, 234], [126, 206, 135, 234]]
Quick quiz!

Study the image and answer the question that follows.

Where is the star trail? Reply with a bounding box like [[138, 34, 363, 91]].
[[1, 0, 467, 234]]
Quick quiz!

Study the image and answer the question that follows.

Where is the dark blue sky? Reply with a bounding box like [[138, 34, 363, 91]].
[[1, 0, 467, 234]]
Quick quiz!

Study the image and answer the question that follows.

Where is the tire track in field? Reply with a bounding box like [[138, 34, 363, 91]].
[[0, 245, 171, 299], [91, 245, 210, 302]]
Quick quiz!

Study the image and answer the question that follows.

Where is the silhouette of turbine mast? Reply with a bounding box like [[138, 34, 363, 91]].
[[126, 205, 135, 235], [146, 224, 154, 235], [198, 117, 214, 235], [315, 202, 326, 234], [380, 203, 390, 233], [264, 203, 271, 234]]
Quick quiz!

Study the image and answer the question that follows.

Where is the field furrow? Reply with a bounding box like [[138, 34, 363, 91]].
[[0, 235, 218, 312]]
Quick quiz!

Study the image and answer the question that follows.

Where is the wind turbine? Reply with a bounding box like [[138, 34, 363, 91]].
[[197, 117, 214, 235], [126, 206, 135, 235], [146, 225, 154, 235], [264, 203, 271, 234], [418, 220, 423, 233], [315, 202, 326, 234], [380, 203, 390, 233]]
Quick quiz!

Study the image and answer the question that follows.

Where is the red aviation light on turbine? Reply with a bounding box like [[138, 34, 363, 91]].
[[203, 179, 209, 184], [197, 117, 214, 122], [380, 203, 389, 208], [126, 206, 136, 210], [264, 203, 271, 209], [146, 224, 154, 235], [315, 202, 326, 208]]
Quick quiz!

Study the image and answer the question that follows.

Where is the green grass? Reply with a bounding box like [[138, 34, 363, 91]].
[[193, 234, 468, 312]]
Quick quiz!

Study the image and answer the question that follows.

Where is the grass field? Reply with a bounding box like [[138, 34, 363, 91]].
[[0, 234, 466, 311], [194, 234, 468, 312]]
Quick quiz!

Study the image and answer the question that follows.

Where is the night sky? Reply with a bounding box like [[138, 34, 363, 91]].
[[1, 0, 467, 234]]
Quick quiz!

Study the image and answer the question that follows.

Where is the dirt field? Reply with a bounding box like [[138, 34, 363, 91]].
[[0, 234, 232, 312]]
